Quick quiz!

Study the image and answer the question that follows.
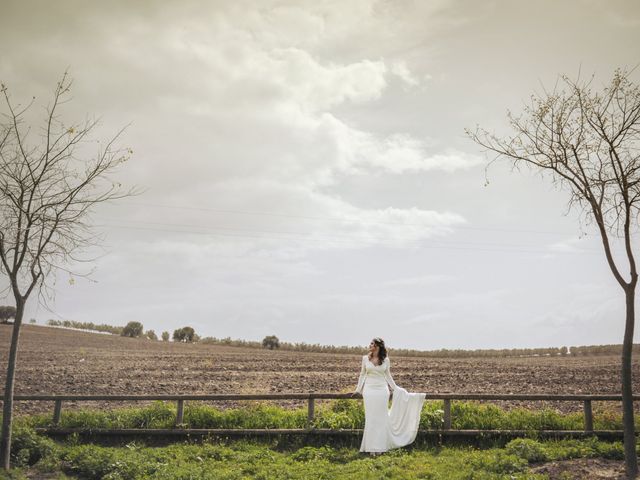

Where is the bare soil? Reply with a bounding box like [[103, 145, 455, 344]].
[[1, 324, 638, 416], [530, 458, 626, 479]]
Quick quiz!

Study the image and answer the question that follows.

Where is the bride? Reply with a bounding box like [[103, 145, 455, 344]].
[[353, 337, 425, 454]]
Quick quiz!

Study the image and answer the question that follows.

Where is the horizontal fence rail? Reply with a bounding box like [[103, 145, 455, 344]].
[[6, 392, 640, 439]]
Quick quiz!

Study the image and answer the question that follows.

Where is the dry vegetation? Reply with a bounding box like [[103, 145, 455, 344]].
[[1, 324, 639, 416]]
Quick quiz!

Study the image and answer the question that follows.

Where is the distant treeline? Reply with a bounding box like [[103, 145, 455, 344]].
[[46, 319, 123, 335], [199, 336, 364, 354], [390, 344, 640, 358], [199, 336, 638, 358], [42, 319, 638, 358]]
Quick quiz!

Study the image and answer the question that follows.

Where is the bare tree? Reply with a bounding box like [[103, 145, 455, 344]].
[[0, 73, 134, 470], [467, 68, 640, 478]]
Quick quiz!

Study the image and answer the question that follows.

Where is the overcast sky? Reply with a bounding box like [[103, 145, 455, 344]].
[[1, 0, 639, 350]]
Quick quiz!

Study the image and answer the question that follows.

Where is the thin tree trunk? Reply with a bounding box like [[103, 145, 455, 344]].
[[0, 300, 23, 471], [623, 286, 638, 478]]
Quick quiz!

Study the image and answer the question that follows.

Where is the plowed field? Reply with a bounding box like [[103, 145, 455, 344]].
[[1, 324, 637, 415]]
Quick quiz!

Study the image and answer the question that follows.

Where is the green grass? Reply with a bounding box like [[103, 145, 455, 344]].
[[0, 431, 630, 480], [0, 401, 631, 479], [19, 399, 630, 431]]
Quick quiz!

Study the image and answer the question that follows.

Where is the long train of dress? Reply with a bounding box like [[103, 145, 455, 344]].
[[355, 355, 425, 452]]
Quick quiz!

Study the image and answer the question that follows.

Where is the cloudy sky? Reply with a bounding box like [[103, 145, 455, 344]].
[[1, 0, 639, 350]]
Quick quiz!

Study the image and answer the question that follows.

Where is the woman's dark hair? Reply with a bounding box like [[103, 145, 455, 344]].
[[372, 337, 388, 364]]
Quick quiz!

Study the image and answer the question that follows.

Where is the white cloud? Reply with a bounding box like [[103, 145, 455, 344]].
[[548, 237, 586, 253], [100, 180, 466, 256], [543, 237, 604, 260], [390, 61, 420, 87], [269, 48, 388, 112], [346, 132, 484, 174], [77, 17, 474, 198]]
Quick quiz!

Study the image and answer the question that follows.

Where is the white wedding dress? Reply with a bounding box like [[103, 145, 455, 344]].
[[355, 355, 426, 453]]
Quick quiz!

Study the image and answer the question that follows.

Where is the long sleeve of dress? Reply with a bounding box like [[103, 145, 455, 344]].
[[355, 356, 366, 393], [384, 357, 398, 391]]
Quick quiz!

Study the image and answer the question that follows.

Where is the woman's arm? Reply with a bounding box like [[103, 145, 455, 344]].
[[354, 356, 367, 394], [383, 357, 399, 391]]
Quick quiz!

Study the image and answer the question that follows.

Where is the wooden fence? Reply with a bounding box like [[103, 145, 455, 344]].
[[10, 392, 639, 439]]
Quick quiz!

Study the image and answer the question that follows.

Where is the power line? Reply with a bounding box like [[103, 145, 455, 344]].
[[94, 222, 601, 256], [96, 217, 601, 252], [110, 200, 583, 236]]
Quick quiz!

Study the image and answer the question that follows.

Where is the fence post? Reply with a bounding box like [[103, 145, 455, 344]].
[[307, 397, 315, 429], [53, 400, 62, 425], [583, 400, 593, 433], [176, 399, 185, 427], [443, 399, 451, 430]]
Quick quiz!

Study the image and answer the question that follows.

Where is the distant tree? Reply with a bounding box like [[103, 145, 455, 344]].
[[121, 321, 144, 338], [28, 318, 36, 325], [262, 335, 280, 350], [560, 346, 568, 356], [173, 326, 196, 343], [468, 69, 640, 477], [161, 331, 170, 342], [0, 306, 16, 324], [146, 330, 158, 341]]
